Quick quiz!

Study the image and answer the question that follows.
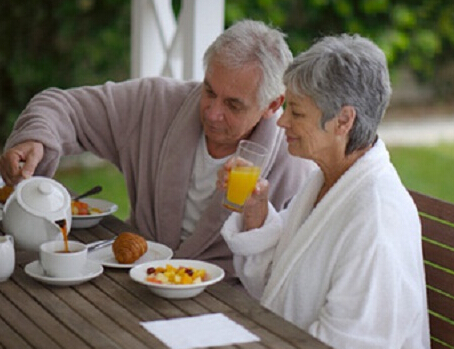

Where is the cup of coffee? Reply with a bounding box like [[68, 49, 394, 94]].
[[39, 240, 87, 278]]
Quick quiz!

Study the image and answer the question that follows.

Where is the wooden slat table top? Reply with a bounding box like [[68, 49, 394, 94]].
[[0, 217, 332, 349]]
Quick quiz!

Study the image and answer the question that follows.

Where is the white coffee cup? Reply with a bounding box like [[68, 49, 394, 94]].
[[40, 240, 87, 278]]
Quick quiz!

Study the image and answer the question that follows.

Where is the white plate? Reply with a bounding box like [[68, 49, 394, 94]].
[[129, 259, 225, 299], [24, 260, 103, 286], [72, 198, 118, 229], [87, 241, 173, 268]]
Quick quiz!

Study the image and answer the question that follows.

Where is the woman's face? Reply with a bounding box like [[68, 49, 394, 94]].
[[277, 90, 339, 163]]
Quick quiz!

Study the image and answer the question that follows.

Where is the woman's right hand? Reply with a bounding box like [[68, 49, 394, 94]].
[[0, 141, 44, 186], [243, 178, 269, 231], [216, 157, 235, 193], [217, 156, 269, 231]]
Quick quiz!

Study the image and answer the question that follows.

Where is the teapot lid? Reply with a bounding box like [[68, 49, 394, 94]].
[[16, 177, 70, 218]]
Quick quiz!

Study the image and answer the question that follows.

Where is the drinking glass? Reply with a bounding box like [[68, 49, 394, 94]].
[[223, 140, 268, 212]]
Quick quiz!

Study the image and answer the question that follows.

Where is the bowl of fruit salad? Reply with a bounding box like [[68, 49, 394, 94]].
[[129, 259, 225, 299], [71, 198, 118, 229]]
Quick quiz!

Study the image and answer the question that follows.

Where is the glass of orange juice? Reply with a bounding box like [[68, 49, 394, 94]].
[[223, 140, 268, 212]]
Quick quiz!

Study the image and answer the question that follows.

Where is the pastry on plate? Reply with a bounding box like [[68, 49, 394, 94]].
[[112, 232, 148, 264]]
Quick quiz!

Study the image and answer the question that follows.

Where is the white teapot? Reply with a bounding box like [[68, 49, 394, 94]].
[[2, 177, 72, 251]]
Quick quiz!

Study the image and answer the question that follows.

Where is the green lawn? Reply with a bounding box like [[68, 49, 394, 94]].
[[388, 142, 454, 203], [54, 164, 129, 220], [54, 142, 454, 221]]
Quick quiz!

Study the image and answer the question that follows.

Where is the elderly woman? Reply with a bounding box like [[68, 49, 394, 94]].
[[218, 34, 430, 349]]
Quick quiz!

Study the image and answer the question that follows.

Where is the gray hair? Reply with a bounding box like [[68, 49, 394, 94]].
[[283, 34, 392, 155], [203, 19, 292, 109]]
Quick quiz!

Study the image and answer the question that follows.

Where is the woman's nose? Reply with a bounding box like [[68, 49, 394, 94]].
[[277, 111, 289, 128]]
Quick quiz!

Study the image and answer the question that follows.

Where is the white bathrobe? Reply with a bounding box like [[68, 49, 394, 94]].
[[221, 139, 430, 349]]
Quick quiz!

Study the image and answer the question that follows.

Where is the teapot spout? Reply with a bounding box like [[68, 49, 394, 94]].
[[55, 219, 67, 228], [43, 218, 66, 239]]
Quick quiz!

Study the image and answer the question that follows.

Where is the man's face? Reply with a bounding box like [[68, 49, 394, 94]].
[[200, 61, 267, 154]]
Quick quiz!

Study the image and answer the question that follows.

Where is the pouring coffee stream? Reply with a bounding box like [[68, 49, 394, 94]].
[[55, 219, 69, 253]]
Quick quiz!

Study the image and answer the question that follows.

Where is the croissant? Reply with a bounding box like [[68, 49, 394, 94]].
[[112, 232, 148, 264]]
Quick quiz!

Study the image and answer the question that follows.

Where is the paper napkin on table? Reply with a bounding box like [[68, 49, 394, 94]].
[[140, 313, 260, 349]]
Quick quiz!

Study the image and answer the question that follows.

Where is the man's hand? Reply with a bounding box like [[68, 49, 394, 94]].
[[0, 141, 44, 186]]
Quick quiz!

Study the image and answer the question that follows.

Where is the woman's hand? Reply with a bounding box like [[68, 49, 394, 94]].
[[243, 178, 269, 231], [216, 157, 235, 193], [217, 156, 269, 230], [0, 141, 44, 186], [216, 156, 254, 191]]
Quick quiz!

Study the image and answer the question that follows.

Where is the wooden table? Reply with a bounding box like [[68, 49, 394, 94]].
[[0, 215, 331, 349]]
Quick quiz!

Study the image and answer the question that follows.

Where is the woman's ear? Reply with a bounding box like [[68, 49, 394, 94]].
[[336, 106, 356, 135], [262, 95, 285, 119]]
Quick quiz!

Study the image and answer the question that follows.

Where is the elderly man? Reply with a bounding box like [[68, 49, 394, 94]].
[[0, 20, 312, 277]]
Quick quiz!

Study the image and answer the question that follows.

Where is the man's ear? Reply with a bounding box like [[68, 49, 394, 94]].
[[262, 95, 285, 119], [336, 106, 356, 135]]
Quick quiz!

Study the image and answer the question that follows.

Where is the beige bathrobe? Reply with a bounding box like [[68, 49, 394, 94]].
[[6, 76, 312, 276]]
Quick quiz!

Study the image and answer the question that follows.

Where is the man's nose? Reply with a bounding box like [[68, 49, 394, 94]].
[[206, 99, 225, 121]]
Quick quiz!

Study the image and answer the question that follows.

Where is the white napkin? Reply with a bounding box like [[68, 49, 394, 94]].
[[140, 313, 260, 349]]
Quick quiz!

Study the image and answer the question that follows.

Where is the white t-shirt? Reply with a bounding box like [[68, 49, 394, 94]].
[[181, 135, 229, 240]]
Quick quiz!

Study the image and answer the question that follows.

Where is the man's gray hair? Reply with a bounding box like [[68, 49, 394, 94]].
[[203, 19, 292, 109], [284, 34, 392, 155]]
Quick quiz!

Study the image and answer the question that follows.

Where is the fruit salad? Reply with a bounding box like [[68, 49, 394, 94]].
[[146, 264, 207, 285], [71, 200, 103, 215]]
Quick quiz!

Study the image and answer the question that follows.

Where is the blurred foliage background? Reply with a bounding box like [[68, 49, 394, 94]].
[[1, 0, 453, 145], [1, 0, 454, 216]]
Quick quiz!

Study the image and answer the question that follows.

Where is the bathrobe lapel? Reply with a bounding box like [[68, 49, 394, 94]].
[[154, 86, 202, 249]]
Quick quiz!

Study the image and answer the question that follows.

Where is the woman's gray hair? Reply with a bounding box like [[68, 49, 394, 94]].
[[203, 19, 292, 109], [284, 34, 392, 155]]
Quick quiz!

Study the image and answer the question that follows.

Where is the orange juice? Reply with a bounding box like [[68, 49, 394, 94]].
[[225, 166, 261, 210]]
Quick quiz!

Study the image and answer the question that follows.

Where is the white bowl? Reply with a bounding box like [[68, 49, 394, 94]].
[[72, 198, 118, 229], [129, 259, 225, 299]]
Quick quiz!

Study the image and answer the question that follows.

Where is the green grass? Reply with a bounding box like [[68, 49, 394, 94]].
[[54, 142, 454, 221], [388, 142, 454, 203], [54, 164, 129, 220]]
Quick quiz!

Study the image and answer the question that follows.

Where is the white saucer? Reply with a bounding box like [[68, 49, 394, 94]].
[[88, 240, 173, 268], [24, 260, 103, 286]]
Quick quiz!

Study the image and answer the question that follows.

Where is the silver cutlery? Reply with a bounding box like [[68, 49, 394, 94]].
[[87, 238, 115, 252], [73, 185, 103, 201]]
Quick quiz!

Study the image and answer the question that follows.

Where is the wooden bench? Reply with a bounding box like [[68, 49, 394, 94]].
[[409, 190, 454, 349]]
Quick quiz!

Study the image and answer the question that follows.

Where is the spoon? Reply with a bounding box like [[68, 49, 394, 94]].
[[72, 185, 103, 201], [87, 238, 115, 252]]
